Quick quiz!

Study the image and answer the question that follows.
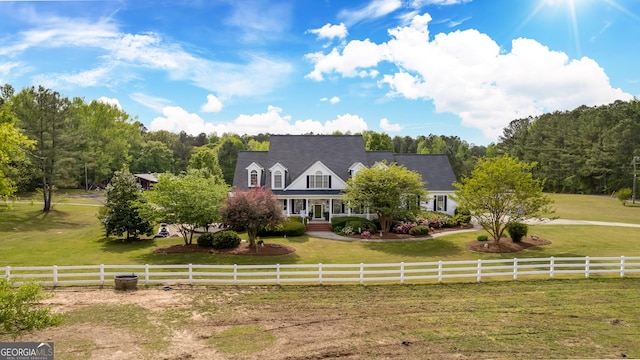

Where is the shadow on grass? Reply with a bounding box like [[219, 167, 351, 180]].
[[0, 209, 84, 232], [98, 237, 158, 253], [363, 238, 464, 258], [135, 251, 302, 265]]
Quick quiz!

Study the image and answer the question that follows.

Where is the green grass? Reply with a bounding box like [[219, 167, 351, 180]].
[[546, 193, 640, 224], [209, 325, 276, 354], [1, 201, 640, 267]]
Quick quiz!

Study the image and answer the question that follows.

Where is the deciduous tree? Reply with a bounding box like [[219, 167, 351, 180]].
[[342, 162, 427, 233], [454, 154, 553, 242], [220, 187, 285, 248]]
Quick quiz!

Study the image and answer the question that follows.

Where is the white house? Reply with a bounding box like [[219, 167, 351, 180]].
[[232, 135, 458, 225]]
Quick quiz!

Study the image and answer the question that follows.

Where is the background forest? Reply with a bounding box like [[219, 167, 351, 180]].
[[1, 83, 638, 198]]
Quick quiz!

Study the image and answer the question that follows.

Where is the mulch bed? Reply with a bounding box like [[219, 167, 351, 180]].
[[467, 237, 552, 253], [346, 225, 473, 240], [154, 242, 296, 256]]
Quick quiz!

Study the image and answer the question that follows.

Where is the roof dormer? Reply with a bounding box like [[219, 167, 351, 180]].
[[269, 163, 288, 190], [245, 162, 264, 187]]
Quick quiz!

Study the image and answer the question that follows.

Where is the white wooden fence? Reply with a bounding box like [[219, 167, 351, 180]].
[[3, 256, 640, 286]]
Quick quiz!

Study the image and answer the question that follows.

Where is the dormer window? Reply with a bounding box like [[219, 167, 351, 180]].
[[246, 162, 264, 188], [269, 163, 287, 190], [250, 170, 258, 187], [273, 170, 283, 189]]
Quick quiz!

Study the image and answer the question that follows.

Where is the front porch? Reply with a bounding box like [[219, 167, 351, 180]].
[[281, 196, 376, 223]]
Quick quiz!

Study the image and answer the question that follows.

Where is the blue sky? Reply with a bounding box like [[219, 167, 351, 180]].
[[1, 0, 638, 145]]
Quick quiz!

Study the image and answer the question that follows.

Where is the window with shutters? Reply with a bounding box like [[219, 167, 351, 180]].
[[307, 171, 331, 189]]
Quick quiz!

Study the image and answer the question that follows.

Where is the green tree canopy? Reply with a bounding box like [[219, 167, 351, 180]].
[[342, 161, 427, 233], [140, 170, 230, 245], [454, 154, 553, 242]]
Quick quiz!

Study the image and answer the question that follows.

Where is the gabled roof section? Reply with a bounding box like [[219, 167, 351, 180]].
[[268, 135, 368, 183], [393, 154, 456, 191]]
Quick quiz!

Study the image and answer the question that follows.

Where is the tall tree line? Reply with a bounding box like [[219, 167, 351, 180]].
[[498, 99, 640, 194]]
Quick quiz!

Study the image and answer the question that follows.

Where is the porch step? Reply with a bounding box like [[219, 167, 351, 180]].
[[305, 222, 332, 232]]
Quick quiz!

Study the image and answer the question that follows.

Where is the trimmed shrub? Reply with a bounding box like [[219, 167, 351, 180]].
[[506, 222, 528, 243], [453, 207, 472, 227], [344, 220, 377, 234], [477, 235, 488, 241], [197, 232, 215, 247], [211, 230, 241, 249], [408, 225, 430, 236], [331, 216, 377, 233], [258, 218, 307, 237]]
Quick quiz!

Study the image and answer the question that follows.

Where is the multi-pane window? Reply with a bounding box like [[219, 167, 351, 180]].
[[308, 171, 330, 188], [273, 170, 283, 188], [435, 195, 447, 212], [250, 170, 258, 187]]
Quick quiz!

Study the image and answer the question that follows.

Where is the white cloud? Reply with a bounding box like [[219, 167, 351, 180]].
[[411, 0, 472, 6], [380, 118, 402, 132], [149, 105, 368, 136], [320, 96, 341, 104], [306, 12, 633, 140], [0, 62, 21, 83], [97, 96, 122, 109], [130, 92, 172, 113], [308, 23, 348, 41], [201, 94, 223, 113], [1, 14, 293, 98], [339, 0, 403, 25]]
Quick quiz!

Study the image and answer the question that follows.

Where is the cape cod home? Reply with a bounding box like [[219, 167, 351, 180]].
[[232, 135, 458, 229]]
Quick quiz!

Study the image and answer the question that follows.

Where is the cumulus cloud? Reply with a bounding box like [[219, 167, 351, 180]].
[[308, 23, 348, 41], [306, 12, 633, 139], [98, 96, 122, 109], [201, 94, 223, 113], [149, 105, 368, 136], [339, 0, 403, 25], [380, 118, 402, 132]]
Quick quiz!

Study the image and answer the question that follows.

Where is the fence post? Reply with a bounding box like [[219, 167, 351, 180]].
[[621, 256, 625, 278], [189, 264, 193, 285], [318, 263, 323, 285], [513, 258, 518, 281], [438, 261, 443, 283], [100, 264, 104, 286], [233, 264, 237, 286], [359, 263, 364, 285], [550, 257, 555, 279], [277, 264, 281, 285], [53, 265, 58, 286], [477, 259, 482, 282], [585, 256, 590, 279], [400, 262, 405, 284], [5, 266, 10, 281], [145, 264, 150, 285]]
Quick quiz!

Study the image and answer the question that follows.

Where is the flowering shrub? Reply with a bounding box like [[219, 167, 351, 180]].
[[361, 231, 371, 239], [393, 221, 416, 234]]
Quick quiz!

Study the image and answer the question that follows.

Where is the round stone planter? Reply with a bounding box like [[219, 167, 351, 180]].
[[114, 274, 138, 291]]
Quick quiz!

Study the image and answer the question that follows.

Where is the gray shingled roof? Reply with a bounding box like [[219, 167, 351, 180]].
[[232, 135, 456, 191]]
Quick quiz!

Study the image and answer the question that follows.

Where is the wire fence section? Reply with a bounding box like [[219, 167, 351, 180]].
[[3, 256, 640, 286]]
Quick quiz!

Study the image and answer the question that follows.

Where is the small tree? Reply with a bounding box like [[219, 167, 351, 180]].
[[454, 154, 553, 243], [0, 279, 62, 340], [342, 161, 427, 233], [140, 169, 229, 245], [616, 188, 632, 206], [220, 187, 285, 249], [99, 169, 153, 240]]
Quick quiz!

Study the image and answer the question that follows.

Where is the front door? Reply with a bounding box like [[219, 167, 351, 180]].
[[314, 204, 323, 219]]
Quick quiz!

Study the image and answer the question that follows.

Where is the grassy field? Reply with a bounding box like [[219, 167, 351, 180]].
[[2, 279, 639, 359], [546, 193, 640, 224], [1, 193, 640, 266]]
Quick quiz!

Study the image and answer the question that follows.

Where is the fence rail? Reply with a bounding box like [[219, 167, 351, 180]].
[[3, 256, 640, 286]]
